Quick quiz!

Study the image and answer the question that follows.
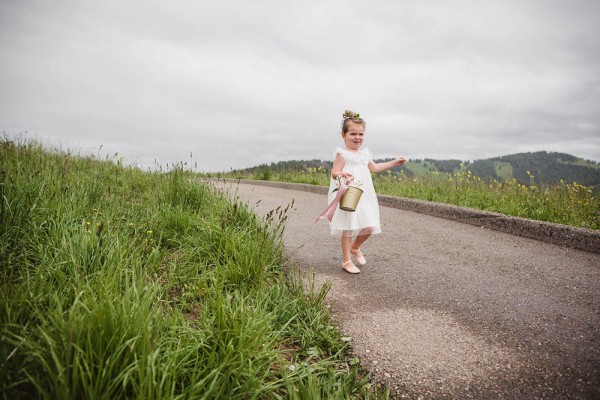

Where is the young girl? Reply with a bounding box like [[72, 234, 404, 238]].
[[328, 110, 405, 274]]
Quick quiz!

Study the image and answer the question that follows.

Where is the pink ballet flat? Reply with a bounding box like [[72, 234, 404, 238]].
[[342, 260, 360, 274], [350, 248, 366, 266]]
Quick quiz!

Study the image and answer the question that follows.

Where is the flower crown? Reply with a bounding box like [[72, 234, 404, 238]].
[[340, 110, 363, 129], [342, 110, 362, 121]]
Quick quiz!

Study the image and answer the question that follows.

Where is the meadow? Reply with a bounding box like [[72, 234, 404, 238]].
[[220, 166, 599, 230], [0, 139, 388, 399]]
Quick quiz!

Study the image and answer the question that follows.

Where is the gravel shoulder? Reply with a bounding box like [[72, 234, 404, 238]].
[[216, 180, 600, 399]]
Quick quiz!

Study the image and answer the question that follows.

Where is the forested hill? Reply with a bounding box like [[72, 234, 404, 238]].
[[469, 152, 600, 188], [234, 151, 600, 189]]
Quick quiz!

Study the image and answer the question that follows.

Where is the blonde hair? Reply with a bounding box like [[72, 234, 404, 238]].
[[341, 110, 365, 134]]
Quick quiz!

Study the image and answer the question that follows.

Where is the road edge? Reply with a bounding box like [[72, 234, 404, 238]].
[[213, 178, 600, 254]]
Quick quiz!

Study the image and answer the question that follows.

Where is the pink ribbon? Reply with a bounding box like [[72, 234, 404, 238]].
[[315, 179, 349, 223]]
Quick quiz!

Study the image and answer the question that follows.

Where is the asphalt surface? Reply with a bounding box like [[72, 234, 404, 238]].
[[216, 181, 600, 399]]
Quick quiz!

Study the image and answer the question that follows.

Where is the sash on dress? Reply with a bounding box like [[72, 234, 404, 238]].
[[315, 178, 350, 223]]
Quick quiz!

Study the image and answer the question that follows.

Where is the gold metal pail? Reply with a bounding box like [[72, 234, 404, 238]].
[[339, 186, 363, 212]]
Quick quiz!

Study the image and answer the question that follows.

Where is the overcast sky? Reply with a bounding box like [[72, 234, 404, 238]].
[[1, 0, 599, 171]]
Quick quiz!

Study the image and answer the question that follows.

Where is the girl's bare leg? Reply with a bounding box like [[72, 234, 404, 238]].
[[341, 235, 361, 273], [341, 235, 353, 263], [350, 233, 371, 265], [351, 233, 371, 252]]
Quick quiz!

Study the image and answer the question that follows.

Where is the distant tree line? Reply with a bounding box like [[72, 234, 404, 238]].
[[232, 159, 332, 175]]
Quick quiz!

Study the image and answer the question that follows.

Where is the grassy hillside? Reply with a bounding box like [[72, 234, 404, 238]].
[[494, 161, 513, 180], [228, 151, 600, 189], [1, 139, 387, 399]]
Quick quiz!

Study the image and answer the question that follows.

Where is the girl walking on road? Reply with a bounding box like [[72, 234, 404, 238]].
[[322, 110, 406, 274]]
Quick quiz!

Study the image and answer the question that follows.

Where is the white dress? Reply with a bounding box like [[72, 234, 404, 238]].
[[328, 147, 381, 237]]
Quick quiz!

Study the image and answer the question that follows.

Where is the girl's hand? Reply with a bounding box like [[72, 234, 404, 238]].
[[339, 172, 354, 181], [395, 157, 406, 166]]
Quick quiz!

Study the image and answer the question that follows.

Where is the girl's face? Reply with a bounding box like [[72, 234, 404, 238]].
[[342, 122, 365, 151]]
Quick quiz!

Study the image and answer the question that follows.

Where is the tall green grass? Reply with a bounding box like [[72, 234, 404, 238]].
[[1, 138, 387, 399], [218, 166, 600, 230]]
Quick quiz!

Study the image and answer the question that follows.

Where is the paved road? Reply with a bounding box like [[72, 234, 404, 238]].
[[217, 181, 600, 399]]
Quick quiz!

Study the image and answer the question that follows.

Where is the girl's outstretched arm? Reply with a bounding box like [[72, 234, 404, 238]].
[[368, 156, 406, 173]]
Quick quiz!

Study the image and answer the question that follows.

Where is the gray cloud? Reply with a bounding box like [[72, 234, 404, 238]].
[[1, 0, 599, 171]]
